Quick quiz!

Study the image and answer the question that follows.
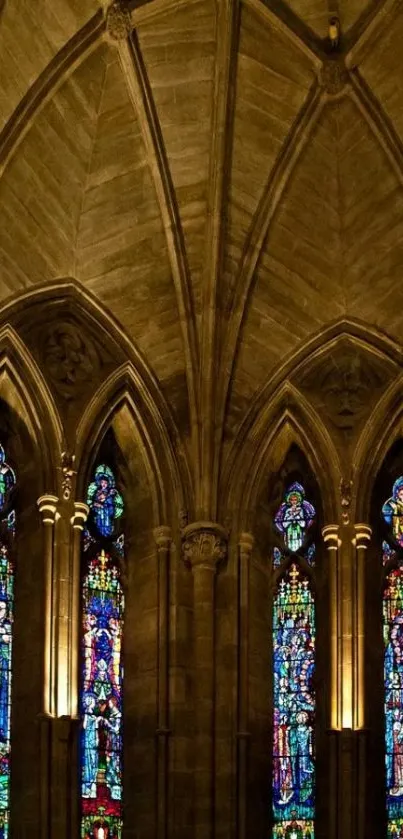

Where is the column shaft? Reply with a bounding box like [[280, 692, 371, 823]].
[[237, 533, 253, 839], [182, 522, 227, 839], [155, 526, 172, 839]]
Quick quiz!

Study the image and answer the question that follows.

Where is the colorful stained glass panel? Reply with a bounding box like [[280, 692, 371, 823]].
[[80, 550, 124, 839], [273, 564, 315, 836], [0, 445, 15, 839], [86, 465, 124, 539], [383, 541, 397, 567], [274, 484, 316, 554], [384, 567, 403, 836]]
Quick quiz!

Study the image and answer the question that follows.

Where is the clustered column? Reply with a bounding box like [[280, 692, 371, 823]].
[[37, 483, 89, 839], [182, 521, 227, 839]]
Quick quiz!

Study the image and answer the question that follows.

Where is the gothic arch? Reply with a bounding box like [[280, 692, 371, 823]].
[[223, 383, 341, 532], [355, 375, 403, 523], [75, 363, 192, 524], [0, 324, 62, 491]]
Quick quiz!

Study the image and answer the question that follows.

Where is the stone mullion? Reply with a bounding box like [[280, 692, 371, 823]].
[[37, 495, 59, 716], [182, 522, 227, 839], [70, 502, 89, 719], [352, 525, 371, 839], [237, 533, 253, 839], [37, 494, 59, 839], [322, 525, 342, 730], [352, 525, 371, 731], [154, 525, 172, 839]]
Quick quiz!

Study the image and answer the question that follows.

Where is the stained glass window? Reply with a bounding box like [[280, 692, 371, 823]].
[[273, 483, 316, 571], [80, 464, 124, 839], [382, 476, 403, 838], [272, 483, 316, 839], [0, 445, 16, 839]]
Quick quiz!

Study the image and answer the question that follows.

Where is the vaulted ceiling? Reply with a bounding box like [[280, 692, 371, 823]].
[[0, 0, 402, 516]]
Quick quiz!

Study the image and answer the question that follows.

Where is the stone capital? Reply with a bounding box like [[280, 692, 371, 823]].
[[322, 523, 341, 550], [37, 495, 59, 526], [239, 531, 254, 559], [105, 0, 132, 41], [352, 524, 372, 549], [70, 502, 89, 531], [153, 526, 172, 553], [182, 521, 227, 571]]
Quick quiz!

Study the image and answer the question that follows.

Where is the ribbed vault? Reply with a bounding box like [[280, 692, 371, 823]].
[[0, 0, 402, 517]]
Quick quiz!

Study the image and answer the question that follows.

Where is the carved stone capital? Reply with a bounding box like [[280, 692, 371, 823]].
[[239, 532, 254, 560], [37, 495, 59, 526], [320, 58, 349, 96], [70, 502, 89, 531], [182, 522, 227, 572], [154, 526, 172, 553], [106, 0, 132, 41], [322, 524, 341, 550], [352, 524, 372, 550], [61, 451, 76, 501]]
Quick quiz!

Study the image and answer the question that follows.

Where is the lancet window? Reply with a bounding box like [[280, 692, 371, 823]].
[[382, 476, 403, 838], [272, 481, 316, 839], [80, 463, 125, 839], [0, 444, 16, 839]]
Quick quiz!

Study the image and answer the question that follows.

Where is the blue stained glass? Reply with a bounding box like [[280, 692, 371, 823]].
[[81, 550, 124, 838], [0, 445, 15, 839], [275, 484, 316, 554], [273, 563, 315, 838], [86, 465, 124, 538], [305, 544, 315, 568], [113, 535, 124, 558], [273, 548, 284, 569], [384, 541, 397, 567]]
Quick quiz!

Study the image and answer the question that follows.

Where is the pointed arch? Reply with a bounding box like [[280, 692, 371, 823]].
[[355, 376, 403, 523], [0, 279, 192, 511], [223, 383, 341, 532], [0, 325, 63, 491], [75, 362, 192, 524]]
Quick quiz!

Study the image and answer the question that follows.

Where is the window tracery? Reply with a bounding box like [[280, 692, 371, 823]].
[[272, 482, 316, 839], [382, 477, 403, 838], [80, 463, 124, 839], [0, 444, 16, 839]]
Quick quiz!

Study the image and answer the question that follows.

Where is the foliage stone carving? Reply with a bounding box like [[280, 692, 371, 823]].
[[106, 0, 132, 40], [43, 322, 100, 400], [182, 523, 227, 570]]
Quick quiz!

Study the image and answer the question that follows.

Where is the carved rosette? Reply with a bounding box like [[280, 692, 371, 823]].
[[182, 522, 228, 572], [320, 59, 349, 96], [106, 0, 132, 41]]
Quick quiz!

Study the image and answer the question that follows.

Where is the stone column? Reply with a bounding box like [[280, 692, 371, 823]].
[[352, 525, 371, 839], [154, 526, 172, 839], [37, 494, 59, 839], [322, 524, 341, 839], [182, 522, 227, 839], [352, 525, 371, 731], [70, 502, 89, 719], [322, 525, 341, 730], [237, 533, 253, 839]]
